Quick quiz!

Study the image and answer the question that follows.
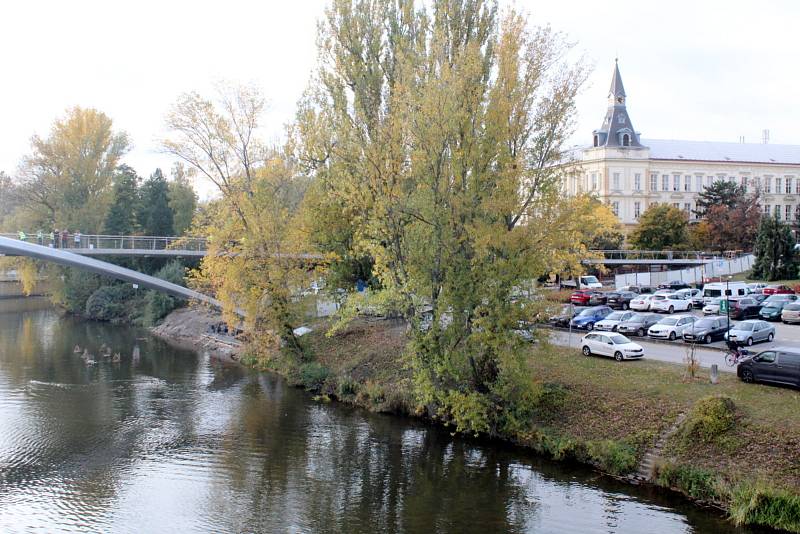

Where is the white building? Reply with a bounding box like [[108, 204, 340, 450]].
[[563, 61, 800, 228]]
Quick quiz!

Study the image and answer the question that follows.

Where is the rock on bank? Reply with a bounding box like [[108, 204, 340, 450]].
[[151, 306, 242, 362]]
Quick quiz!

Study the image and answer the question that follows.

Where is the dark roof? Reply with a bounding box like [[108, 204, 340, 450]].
[[609, 60, 626, 98]]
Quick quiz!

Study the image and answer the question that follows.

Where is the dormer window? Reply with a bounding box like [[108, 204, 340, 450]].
[[622, 134, 630, 147], [593, 135, 599, 147]]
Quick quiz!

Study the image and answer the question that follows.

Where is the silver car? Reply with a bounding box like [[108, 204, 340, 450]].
[[724, 320, 775, 347], [648, 314, 697, 341], [594, 310, 635, 331]]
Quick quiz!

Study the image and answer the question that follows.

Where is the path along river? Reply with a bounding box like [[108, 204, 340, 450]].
[[0, 301, 761, 533]]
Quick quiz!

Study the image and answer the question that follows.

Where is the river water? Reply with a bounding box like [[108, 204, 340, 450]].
[[0, 303, 756, 533]]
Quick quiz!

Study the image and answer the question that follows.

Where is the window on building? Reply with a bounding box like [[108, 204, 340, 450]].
[[593, 135, 599, 147], [591, 173, 598, 191], [662, 174, 669, 191], [763, 204, 771, 215], [650, 173, 658, 192], [787, 205, 792, 221], [755, 177, 762, 191], [796, 179, 800, 195], [612, 172, 621, 190], [776, 177, 783, 194], [684, 202, 691, 214], [696, 176, 703, 192], [634, 173, 641, 191], [775, 205, 782, 220], [634, 202, 641, 219], [766, 176, 772, 193], [673, 174, 680, 192], [729, 176, 736, 183], [796, 205, 800, 222], [622, 134, 630, 146], [611, 201, 619, 216], [672, 202, 679, 209], [742, 177, 749, 193], [684, 175, 691, 192], [705, 176, 712, 188], [787, 178, 794, 194]]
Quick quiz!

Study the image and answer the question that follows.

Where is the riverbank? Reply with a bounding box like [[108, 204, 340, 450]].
[[151, 305, 243, 361], [155, 308, 800, 532]]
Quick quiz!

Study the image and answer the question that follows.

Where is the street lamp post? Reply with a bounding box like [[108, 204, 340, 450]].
[[725, 275, 733, 334]]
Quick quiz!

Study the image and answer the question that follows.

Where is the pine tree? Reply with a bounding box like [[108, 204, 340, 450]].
[[693, 181, 744, 217], [137, 169, 174, 236], [751, 215, 799, 281], [103, 165, 139, 235], [168, 163, 198, 236]]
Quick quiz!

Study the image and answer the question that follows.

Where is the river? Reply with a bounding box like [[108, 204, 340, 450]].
[[0, 303, 758, 533]]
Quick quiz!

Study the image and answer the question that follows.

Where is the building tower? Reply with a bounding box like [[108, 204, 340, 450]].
[[592, 60, 643, 148]]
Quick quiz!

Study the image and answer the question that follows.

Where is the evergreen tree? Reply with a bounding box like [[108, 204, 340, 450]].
[[693, 181, 744, 217], [103, 165, 139, 235], [629, 204, 689, 250], [168, 163, 198, 235], [137, 169, 174, 236], [751, 215, 799, 281]]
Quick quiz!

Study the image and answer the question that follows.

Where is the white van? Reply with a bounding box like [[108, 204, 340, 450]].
[[702, 282, 748, 304], [561, 275, 603, 290]]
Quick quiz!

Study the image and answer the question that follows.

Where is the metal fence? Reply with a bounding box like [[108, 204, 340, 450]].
[[0, 233, 208, 252]]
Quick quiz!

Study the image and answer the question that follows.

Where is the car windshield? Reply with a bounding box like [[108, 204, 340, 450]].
[[606, 312, 625, 320], [694, 319, 715, 329], [708, 298, 721, 305], [736, 323, 755, 332], [629, 314, 649, 322], [578, 309, 597, 317], [784, 304, 800, 311], [658, 318, 678, 326], [652, 295, 665, 301], [610, 334, 629, 344], [704, 289, 722, 298], [581, 276, 599, 284]]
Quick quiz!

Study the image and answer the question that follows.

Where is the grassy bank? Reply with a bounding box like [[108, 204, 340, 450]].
[[242, 317, 800, 532]]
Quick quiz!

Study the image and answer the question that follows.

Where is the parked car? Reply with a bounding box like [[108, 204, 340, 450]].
[[570, 290, 606, 306], [764, 294, 798, 304], [676, 288, 703, 308], [752, 293, 769, 305], [737, 347, 800, 387], [760, 301, 791, 321], [682, 316, 730, 344], [561, 275, 603, 290], [617, 313, 661, 337], [548, 304, 581, 327], [781, 303, 800, 324], [630, 294, 656, 311], [648, 314, 697, 341], [702, 298, 723, 315], [729, 297, 762, 320], [747, 282, 768, 293], [725, 320, 775, 346], [617, 285, 653, 294], [580, 332, 644, 361], [762, 284, 795, 296], [594, 310, 635, 331], [650, 293, 692, 314], [658, 280, 691, 291], [569, 306, 613, 330], [701, 281, 749, 304], [606, 291, 637, 310]]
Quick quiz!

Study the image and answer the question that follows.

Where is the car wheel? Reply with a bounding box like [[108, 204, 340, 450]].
[[746, 337, 753, 346], [704, 334, 711, 344], [622, 303, 628, 310], [668, 306, 674, 314], [768, 332, 774, 342], [582, 346, 591, 356], [587, 323, 593, 331], [668, 331, 676, 341], [741, 369, 754, 383], [637, 328, 645, 337], [614, 351, 623, 362]]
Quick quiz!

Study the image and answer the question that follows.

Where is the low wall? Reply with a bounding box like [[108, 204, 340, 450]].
[[614, 255, 754, 288]]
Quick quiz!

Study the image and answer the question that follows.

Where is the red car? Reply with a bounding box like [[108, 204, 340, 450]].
[[762, 285, 795, 295], [570, 290, 606, 306]]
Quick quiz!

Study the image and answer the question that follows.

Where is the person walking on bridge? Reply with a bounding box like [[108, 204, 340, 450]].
[[74, 231, 82, 249], [18, 230, 26, 242], [48, 230, 55, 248], [36, 229, 43, 245], [60, 230, 69, 249]]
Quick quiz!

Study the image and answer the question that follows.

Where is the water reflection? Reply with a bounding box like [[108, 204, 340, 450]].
[[0, 305, 753, 533]]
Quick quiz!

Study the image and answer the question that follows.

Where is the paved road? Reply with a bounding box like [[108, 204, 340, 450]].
[[547, 330, 736, 373]]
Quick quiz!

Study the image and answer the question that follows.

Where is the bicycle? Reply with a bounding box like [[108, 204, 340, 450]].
[[724, 348, 749, 367]]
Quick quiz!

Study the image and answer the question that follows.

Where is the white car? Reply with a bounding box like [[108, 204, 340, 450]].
[[581, 332, 644, 361], [702, 298, 723, 315], [650, 293, 692, 314], [676, 288, 702, 307], [630, 295, 656, 311], [648, 314, 697, 341], [594, 310, 635, 331]]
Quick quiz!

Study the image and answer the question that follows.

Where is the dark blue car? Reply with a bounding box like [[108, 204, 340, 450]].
[[569, 306, 613, 330]]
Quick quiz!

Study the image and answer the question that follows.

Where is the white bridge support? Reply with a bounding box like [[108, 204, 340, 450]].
[[0, 236, 222, 309]]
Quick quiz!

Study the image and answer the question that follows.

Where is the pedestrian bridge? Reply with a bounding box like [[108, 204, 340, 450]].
[[1, 233, 208, 257], [0, 235, 222, 309]]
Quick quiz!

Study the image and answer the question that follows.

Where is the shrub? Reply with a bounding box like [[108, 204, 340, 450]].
[[85, 284, 136, 321], [299, 362, 330, 392], [679, 395, 736, 445], [729, 483, 800, 532], [336, 375, 359, 398], [142, 260, 188, 325], [586, 439, 638, 475], [655, 463, 719, 501]]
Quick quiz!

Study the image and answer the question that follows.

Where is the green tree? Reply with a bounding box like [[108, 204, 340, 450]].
[[296, 0, 588, 435], [168, 163, 198, 235], [137, 169, 174, 236], [751, 216, 799, 281], [103, 165, 140, 235], [16, 106, 129, 232], [629, 204, 689, 250], [693, 181, 744, 218]]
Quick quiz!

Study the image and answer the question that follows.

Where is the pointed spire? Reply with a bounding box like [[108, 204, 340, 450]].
[[609, 58, 626, 99]]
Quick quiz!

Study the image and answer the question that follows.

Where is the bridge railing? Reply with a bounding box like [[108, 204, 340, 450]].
[[0, 233, 208, 252], [587, 249, 746, 261]]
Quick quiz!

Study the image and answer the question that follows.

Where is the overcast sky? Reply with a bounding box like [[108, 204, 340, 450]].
[[2, 0, 798, 199]]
